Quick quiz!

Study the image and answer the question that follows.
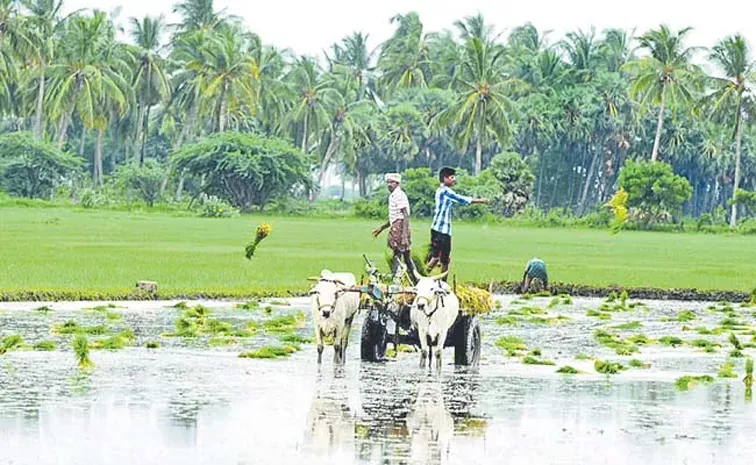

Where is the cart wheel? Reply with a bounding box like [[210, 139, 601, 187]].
[[361, 307, 387, 362], [454, 316, 481, 366]]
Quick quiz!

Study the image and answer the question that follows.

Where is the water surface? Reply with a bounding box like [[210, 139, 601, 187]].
[[0, 296, 754, 464]]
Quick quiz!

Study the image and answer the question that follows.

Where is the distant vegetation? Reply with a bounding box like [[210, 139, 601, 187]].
[[0, 1, 755, 233]]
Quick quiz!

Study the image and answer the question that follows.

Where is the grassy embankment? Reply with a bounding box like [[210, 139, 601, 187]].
[[1, 207, 755, 300]]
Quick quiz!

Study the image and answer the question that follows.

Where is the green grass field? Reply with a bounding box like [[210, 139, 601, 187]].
[[1, 207, 755, 296]]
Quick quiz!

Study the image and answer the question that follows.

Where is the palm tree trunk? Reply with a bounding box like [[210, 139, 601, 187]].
[[651, 86, 666, 162], [314, 131, 338, 201], [729, 103, 744, 228], [134, 98, 146, 160], [94, 129, 104, 185], [475, 132, 483, 175], [140, 106, 151, 166], [34, 70, 45, 139], [216, 82, 227, 133], [55, 109, 71, 148], [79, 128, 87, 156], [140, 66, 152, 164], [301, 111, 309, 153], [578, 150, 601, 215]]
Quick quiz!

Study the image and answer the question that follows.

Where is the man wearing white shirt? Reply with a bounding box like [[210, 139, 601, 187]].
[[372, 173, 417, 282]]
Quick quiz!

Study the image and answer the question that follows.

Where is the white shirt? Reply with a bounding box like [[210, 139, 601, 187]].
[[388, 187, 410, 223]]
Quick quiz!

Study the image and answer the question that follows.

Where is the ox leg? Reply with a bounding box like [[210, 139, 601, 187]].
[[315, 328, 324, 364], [418, 326, 429, 368], [333, 327, 343, 365], [342, 315, 354, 355], [435, 329, 450, 371]]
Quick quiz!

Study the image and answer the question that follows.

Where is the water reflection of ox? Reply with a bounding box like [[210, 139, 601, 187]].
[[303, 366, 488, 465]]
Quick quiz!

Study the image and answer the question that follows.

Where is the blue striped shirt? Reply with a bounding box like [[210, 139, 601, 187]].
[[431, 185, 472, 236]]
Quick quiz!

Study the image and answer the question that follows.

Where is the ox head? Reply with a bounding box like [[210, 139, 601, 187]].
[[411, 269, 450, 315], [308, 271, 349, 319]]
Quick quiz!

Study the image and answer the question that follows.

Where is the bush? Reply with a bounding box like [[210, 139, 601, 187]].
[[191, 193, 240, 218], [617, 159, 692, 228], [486, 152, 535, 217], [172, 132, 312, 211], [109, 159, 167, 207], [0, 132, 82, 198]]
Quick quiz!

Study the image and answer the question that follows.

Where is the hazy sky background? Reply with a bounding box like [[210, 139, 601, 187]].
[[62, 0, 754, 72]]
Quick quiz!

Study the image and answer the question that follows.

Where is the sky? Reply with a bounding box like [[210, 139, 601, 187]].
[[62, 0, 756, 71]]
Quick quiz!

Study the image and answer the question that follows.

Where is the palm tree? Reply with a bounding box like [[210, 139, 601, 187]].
[[377, 12, 430, 93], [708, 34, 755, 227], [284, 56, 338, 153], [199, 27, 259, 132], [438, 37, 521, 174], [622, 25, 702, 162], [47, 10, 127, 148], [129, 14, 170, 164]]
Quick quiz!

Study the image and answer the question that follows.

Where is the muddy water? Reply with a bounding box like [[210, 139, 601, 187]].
[[0, 296, 755, 464]]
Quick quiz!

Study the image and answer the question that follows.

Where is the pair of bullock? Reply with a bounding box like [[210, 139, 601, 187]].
[[308, 269, 459, 369]]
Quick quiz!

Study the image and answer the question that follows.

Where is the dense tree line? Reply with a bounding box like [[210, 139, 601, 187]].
[[0, 0, 755, 226]]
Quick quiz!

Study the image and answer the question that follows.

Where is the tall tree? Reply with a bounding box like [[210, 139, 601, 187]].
[[708, 34, 755, 227], [438, 37, 521, 174], [129, 14, 170, 164], [623, 25, 702, 162]]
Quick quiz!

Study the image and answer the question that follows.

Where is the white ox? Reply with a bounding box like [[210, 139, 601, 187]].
[[308, 270, 360, 365], [410, 270, 460, 370]]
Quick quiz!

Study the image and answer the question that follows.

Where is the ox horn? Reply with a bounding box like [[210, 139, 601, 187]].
[[306, 277, 320, 281], [431, 271, 449, 281], [413, 268, 424, 281]]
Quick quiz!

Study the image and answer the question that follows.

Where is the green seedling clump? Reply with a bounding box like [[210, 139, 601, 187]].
[[594, 359, 625, 374], [611, 321, 642, 331], [172, 301, 189, 310], [235, 300, 260, 310], [718, 360, 738, 378], [628, 358, 650, 369], [527, 315, 570, 325], [34, 305, 53, 314], [574, 353, 592, 360], [556, 365, 580, 374], [586, 309, 612, 320], [495, 316, 520, 326], [695, 327, 713, 335], [279, 333, 314, 345], [675, 375, 714, 391], [528, 348, 542, 357], [689, 338, 720, 352], [33, 340, 56, 351], [659, 336, 684, 347], [745, 358, 754, 388], [548, 294, 573, 308], [73, 334, 93, 368], [145, 341, 160, 349], [522, 356, 555, 366], [208, 336, 237, 346], [675, 310, 698, 322], [262, 313, 305, 333], [508, 306, 546, 316], [269, 300, 291, 306], [626, 334, 653, 345], [91, 329, 136, 350], [594, 329, 638, 355], [495, 336, 527, 357], [239, 345, 299, 359], [0, 334, 26, 354]]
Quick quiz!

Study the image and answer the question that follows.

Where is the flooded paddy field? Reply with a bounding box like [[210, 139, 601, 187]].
[[1, 294, 755, 465]]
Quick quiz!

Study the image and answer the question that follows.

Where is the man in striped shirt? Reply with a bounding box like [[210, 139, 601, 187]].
[[426, 167, 488, 277]]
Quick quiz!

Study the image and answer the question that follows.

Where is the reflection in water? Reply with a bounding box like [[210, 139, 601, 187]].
[[304, 371, 356, 459], [405, 376, 454, 464]]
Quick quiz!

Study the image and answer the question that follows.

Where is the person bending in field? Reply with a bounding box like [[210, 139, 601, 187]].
[[372, 173, 417, 282], [520, 258, 548, 293], [426, 167, 488, 280]]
